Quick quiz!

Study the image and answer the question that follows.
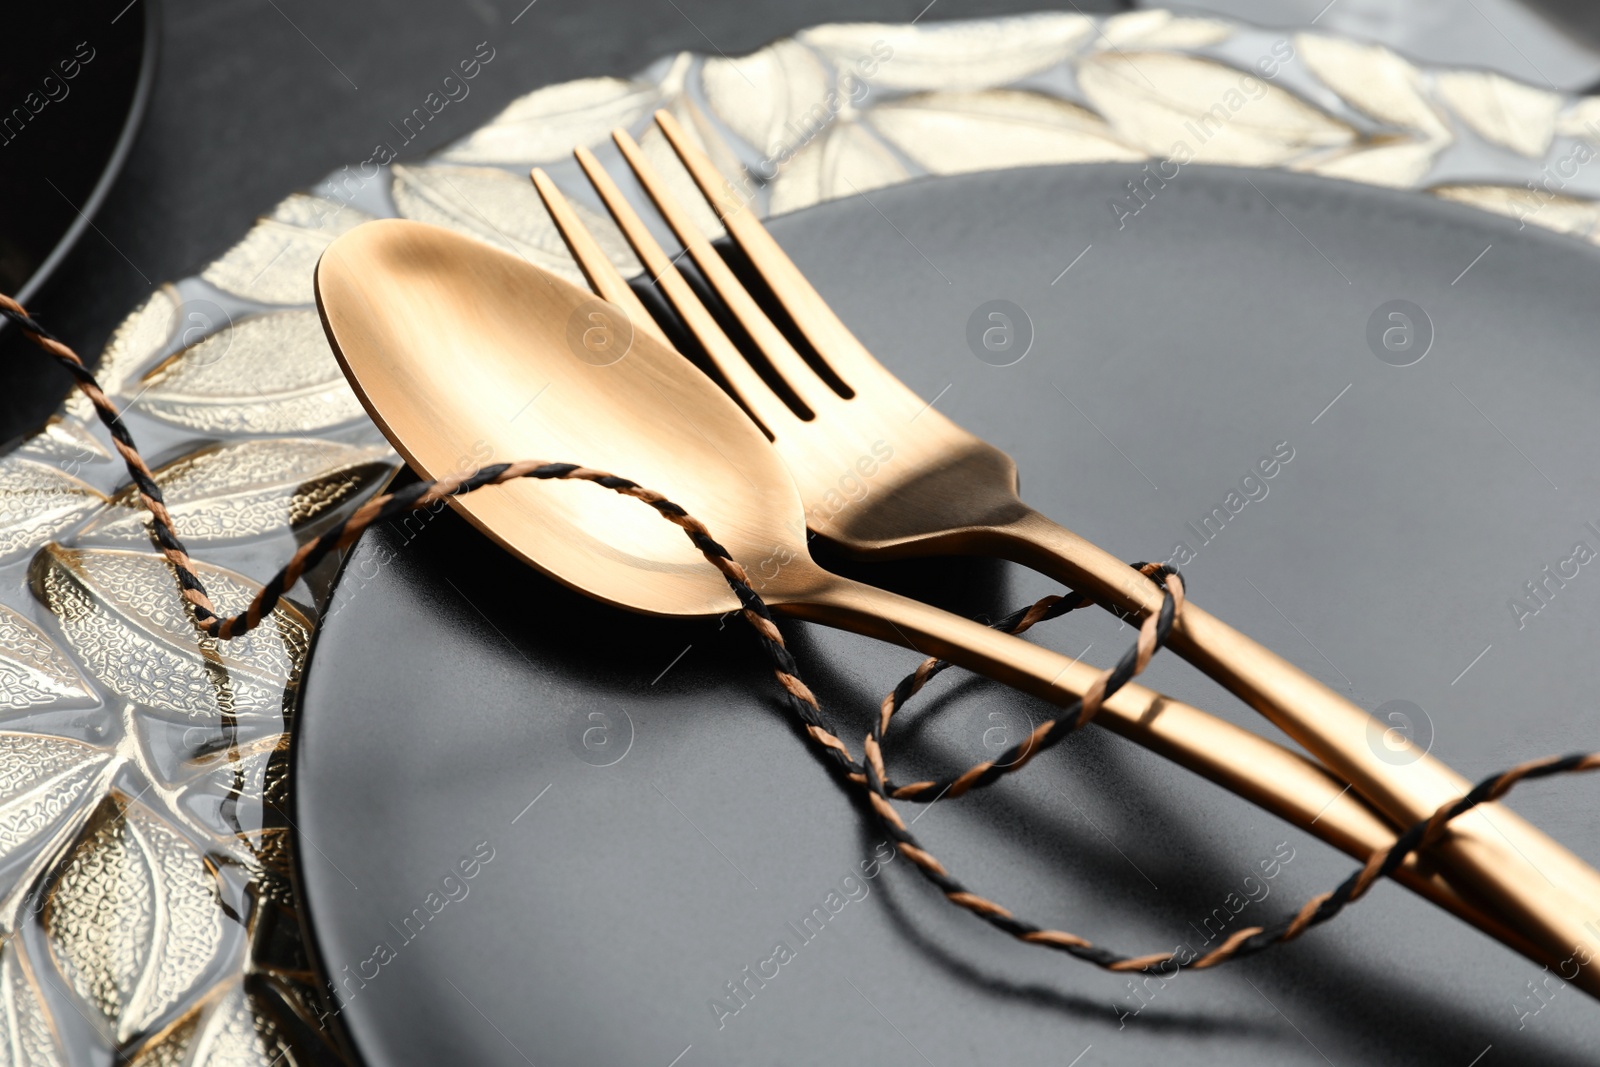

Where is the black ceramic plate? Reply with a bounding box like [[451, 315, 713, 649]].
[[0, 0, 158, 306], [296, 164, 1600, 1066]]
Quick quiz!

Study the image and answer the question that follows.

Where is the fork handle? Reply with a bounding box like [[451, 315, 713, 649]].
[[985, 507, 1600, 987], [776, 571, 1561, 976]]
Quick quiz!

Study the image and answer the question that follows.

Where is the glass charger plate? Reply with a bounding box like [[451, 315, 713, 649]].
[[1, 8, 1598, 1064]]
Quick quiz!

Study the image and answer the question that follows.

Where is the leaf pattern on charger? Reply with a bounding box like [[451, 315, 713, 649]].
[[390, 163, 641, 282], [0, 939, 69, 1067], [0, 605, 94, 711], [64, 286, 180, 424], [1434, 70, 1562, 158], [247, 886, 318, 987], [767, 121, 910, 216], [1296, 136, 1444, 188], [188, 980, 295, 1067], [127, 311, 365, 436], [1294, 34, 1448, 139], [181, 734, 291, 814], [0, 458, 107, 566], [1556, 95, 1600, 140], [0, 733, 110, 864], [231, 829, 296, 909], [43, 793, 227, 1042], [441, 74, 667, 165], [124, 977, 314, 1067], [1430, 183, 1600, 240], [870, 90, 1144, 174], [259, 974, 331, 1046], [703, 39, 831, 160], [200, 221, 336, 306], [122, 1003, 199, 1067], [268, 193, 375, 236], [1078, 50, 1355, 166], [17, 419, 111, 471], [1095, 10, 1234, 49], [176, 735, 295, 876], [84, 440, 395, 546], [29, 546, 312, 723], [799, 13, 1090, 93]]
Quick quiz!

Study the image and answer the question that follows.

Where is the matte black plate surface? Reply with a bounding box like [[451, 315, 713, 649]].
[[296, 164, 1600, 1066]]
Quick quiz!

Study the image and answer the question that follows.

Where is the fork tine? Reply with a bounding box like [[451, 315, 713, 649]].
[[529, 167, 669, 350], [569, 145, 802, 437], [653, 109, 891, 391], [610, 129, 839, 417]]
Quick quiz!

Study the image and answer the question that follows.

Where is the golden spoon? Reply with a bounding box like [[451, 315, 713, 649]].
[[314, 218, 1566, 976]]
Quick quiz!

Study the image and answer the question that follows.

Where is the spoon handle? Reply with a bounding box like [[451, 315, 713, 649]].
[[775, 571, 1567, 976], [966, 508, 1600, 989]]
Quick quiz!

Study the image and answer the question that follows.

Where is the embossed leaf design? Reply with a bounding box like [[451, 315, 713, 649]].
[[128, 310, 366, 436], [0, 605, 94, 711], [30, 545, 313, 722], [390, 163, 641, 281], [1097, 10, 1233, 48], [768, 121, 910, 215], [246, 882, 316, 985], [181, 734, 290, 814], [0, 458, 107, 565], [1556, 95, 1600, 141], [230, 828, 296, 911], [1296, 136, 1443, 188], [1078, 50, 1355, 166], [17, 417, 111, 470], [268, 192, 375, 235], [191, 835, 297, 922], [0, 733, 110, 865], [870, 90, 1144, 174], [0, 939, 69, 1066], [703, 39, 831, 158], [1294, 33, 1448, 138], [201, 220, 335, 305], [125, 977, 318, 1067], [84, 440, 395, 546], [1431, 183, 1600, 240], [167, 198, 357, 317], [441, 75, 665, 164], [176, 734, 295, 861], [185, 980, 299, 1067], [1435, 70, 1561, 158], [43, 792, 227, 1042], [65, 286, 179, 423], [123, 1001, 200, 1067], [799, 13, 1091, 92]]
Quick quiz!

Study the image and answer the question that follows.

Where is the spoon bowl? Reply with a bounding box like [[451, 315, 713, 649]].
[[317, 219, 811, 619]]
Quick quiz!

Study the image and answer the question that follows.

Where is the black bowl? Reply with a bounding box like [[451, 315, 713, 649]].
[[0, 0, 159, 308]]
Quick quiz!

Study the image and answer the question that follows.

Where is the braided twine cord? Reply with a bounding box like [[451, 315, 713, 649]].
[[7, 293, 1599, 979]]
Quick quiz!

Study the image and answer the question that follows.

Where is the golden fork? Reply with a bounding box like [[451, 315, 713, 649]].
[[535, 111, 1600, 991]]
